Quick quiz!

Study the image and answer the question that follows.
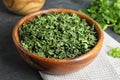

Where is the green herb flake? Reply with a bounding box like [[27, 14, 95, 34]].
[[19, 13, 98, 59], [108, 47, 120, 58]]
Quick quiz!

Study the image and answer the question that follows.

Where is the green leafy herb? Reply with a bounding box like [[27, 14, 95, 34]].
[[109, 47, 120, 58], [19, 13, 98, 59], [80, 0, 120, 34]]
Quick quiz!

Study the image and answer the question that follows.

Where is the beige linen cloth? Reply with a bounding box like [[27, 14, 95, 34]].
[[39, 32, 120, 80]]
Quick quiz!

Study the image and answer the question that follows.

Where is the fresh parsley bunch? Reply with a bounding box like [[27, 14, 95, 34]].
[[19, 13, 98, 59], [81, 0, 120, 34]]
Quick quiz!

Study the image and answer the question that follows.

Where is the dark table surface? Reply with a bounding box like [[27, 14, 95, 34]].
[[0, 0, 120, 80]]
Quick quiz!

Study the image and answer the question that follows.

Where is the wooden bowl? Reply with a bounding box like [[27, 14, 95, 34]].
[[12, 8, 104, 75], [3, 0, 45, 15]]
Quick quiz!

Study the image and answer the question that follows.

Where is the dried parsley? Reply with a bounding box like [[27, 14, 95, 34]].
[[19, 13, 98, 59]]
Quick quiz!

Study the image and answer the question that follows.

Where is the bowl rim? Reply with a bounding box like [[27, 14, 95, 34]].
[[12, 8, 104, 63]]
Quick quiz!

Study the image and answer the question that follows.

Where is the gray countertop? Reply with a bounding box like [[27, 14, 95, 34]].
[[0, 0, 120, 80]]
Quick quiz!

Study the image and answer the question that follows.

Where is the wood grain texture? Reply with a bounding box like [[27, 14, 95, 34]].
[[3, 0, 45, 15], [12, 8, 104, 75]]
